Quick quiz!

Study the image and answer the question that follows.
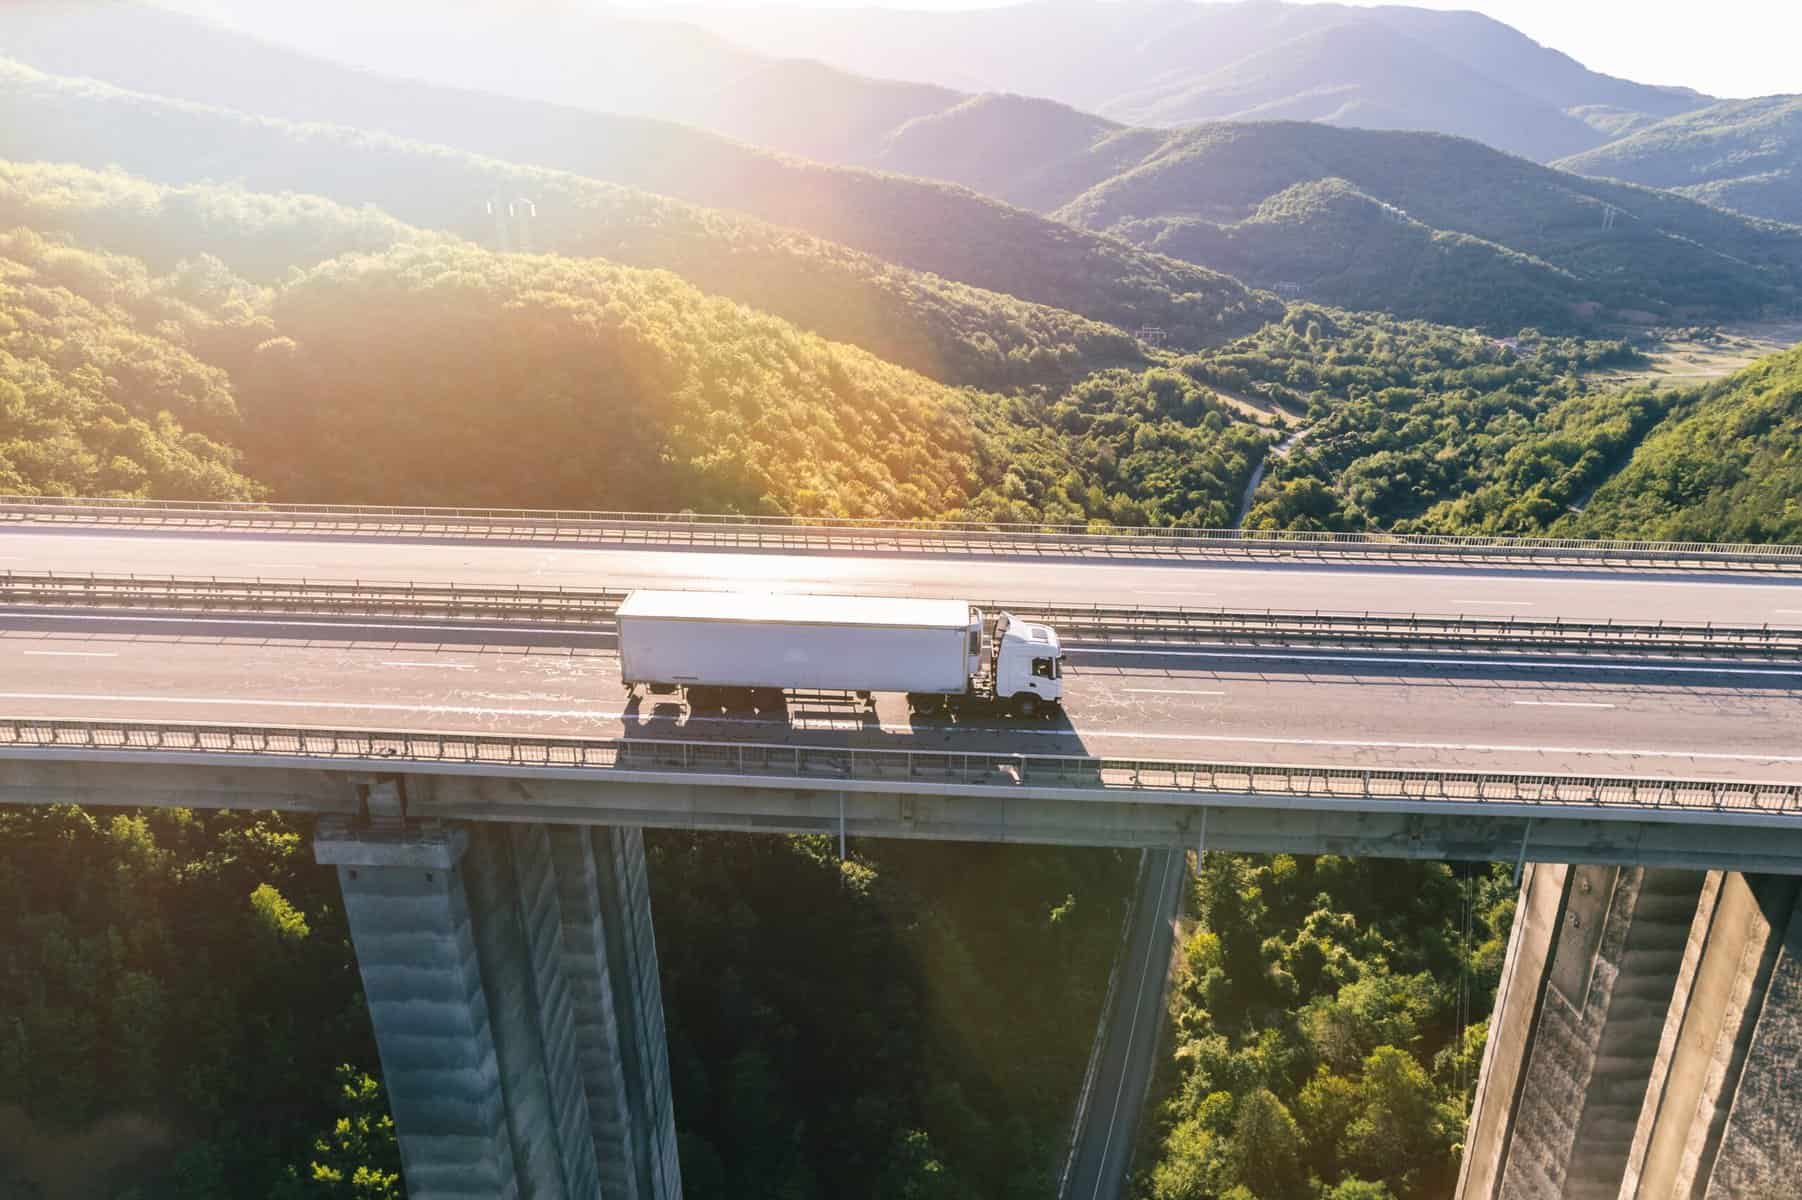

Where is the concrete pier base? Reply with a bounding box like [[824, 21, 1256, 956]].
[[1622, 872, 1802, 1200], [317, 815, 681, 1200], [1459, 866, 1802, 1200], [1457, 864, 1704, 1199]]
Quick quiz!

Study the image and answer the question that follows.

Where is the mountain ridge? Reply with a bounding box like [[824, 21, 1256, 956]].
[[0, 1, 1275, 358], [671, 0, 1712, 162], [1555, 95, 1802, 225]]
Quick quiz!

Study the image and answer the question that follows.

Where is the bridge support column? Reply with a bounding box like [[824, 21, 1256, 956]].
[[1620, 872, 1802, 1199], [548, 825, 681, 1200], [316, 803, 680, 1200], [1457, 863, 1706, 1199]]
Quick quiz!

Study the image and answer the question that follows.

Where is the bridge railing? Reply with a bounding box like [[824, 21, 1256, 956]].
[[2, 496, 1798, 569], [5, 718, 1800, 819], [5, 571, 1800, 657]]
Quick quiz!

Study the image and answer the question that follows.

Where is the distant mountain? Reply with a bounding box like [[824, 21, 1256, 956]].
[[0, 1, 1274, 357], [886, 113, 1802, 331], [130, 0, 1707, 164], [673, 0, 1710, 162], [40, 0, 965, 167], [12, 1, 1789, 336], [1555, 96, 1802, 225], [1112, 177, 1592, 334]]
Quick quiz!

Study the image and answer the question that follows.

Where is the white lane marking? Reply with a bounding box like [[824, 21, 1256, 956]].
[[379, 661, 476, 670], [1779, 610, 1802, 615], [1091, 849, 1180, 1199], [1063, 728, 1802, 762], [0, 690, 618, 720], [1064, 646, 1802, 677], [1123, 688, 1227, 696], [1514, 700, 1616, 709], [0, 612, 612, 637], [22, 650, 118, 657], [2, 691, 1799, 765]]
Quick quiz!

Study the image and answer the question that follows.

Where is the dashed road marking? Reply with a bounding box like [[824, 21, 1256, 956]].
[[1065, 646, 1802, 677], [1514, 700, 1616, 709]]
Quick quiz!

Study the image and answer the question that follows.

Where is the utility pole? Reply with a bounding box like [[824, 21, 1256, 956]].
[[486, 196, 537, 252]]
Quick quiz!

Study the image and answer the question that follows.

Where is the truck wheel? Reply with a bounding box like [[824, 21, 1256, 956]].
[[1013, 693, 1041, 720]]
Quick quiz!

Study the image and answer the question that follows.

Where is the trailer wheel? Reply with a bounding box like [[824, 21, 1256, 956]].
[[907, 693, 944, 719], [1012, 693, 1041, 720]]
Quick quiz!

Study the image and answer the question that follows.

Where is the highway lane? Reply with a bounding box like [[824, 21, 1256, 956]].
[[5, 615, 1802, 780], [5, 528, 1802, 625], [1063, 847, 1185, 1200]]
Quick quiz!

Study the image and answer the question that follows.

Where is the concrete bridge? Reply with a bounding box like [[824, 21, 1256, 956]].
[[4, 500, 1802, 1198]]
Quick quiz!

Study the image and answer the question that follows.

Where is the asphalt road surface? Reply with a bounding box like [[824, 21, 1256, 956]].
[[5, 528, 1802, 625], [1064, 847, 1186, 1200], [4, 612, 1802, 779]]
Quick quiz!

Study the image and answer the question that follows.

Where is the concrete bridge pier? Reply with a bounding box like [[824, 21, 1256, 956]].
[[314, 780, 680, 1200], [1459, 863, 1802, 1200]]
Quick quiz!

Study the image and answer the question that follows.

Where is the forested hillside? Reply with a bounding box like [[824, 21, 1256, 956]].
[[1182, 306, 1645, 531], [0, 160, 1281, 527], [1555, 96, 1802, 225], [1557, 345, 1802, 542], [0, 3, 1277, 359], [0, 227, 259, 499], [0, 64, 1167, 394], [1203, 306, 1802, 544], [1112, 179, 1589, 334]]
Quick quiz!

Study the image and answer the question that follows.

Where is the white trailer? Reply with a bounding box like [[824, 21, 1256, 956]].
[[616, 590, 1065, 717]]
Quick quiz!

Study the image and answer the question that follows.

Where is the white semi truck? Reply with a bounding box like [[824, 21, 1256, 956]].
[[617, 590, 1066, 717]]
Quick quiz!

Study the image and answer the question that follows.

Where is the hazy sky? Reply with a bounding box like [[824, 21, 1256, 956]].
[[627, 0, 1799, 98]]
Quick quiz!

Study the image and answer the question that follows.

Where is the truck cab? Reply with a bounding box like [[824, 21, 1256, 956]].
[[992, 611, 1064, 717]]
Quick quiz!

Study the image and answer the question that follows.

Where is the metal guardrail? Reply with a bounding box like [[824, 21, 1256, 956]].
[[5, 572, 1801, 658], [1024, 604, 1802, 658], [4, 718, 1800, 820], [0, 571, 630, 620], [3, 496, 1799, 570]]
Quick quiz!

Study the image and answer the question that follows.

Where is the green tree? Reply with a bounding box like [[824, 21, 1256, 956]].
[[1228, 1089, 1309, 1200], [286, 1068, 401, 1200]]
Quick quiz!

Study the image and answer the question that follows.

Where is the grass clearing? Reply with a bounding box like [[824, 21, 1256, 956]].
[[1593, 318, 1802, 388]]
